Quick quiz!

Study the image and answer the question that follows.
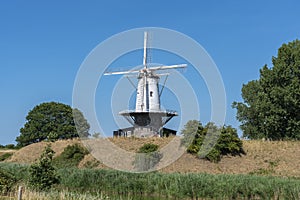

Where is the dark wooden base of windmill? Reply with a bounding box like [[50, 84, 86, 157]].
[[113, 127, 176, 138]]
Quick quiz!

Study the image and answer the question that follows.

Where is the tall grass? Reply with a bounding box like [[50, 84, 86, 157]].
[[20, 189, 110, 200], [0, 163, 29, 180], [1, 163, 299, 199], [2, 189, 112, 200], [57, 168, 300, 199]]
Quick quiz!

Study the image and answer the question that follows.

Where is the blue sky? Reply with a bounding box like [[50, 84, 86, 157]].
[[1, 0, 300, 144]]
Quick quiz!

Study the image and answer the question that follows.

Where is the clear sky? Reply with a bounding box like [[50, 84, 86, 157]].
[[1, 0, 300, 145]]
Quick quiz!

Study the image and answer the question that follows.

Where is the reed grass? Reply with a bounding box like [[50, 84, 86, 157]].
[[1, 163, 299, 199]]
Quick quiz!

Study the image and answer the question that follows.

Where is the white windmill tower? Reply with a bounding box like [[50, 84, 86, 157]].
[[104, 32, 187, 137]]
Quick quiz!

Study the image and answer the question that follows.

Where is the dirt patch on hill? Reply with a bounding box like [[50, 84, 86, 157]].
[[4, 138, 300, 177], [108, 136, 175, 152]]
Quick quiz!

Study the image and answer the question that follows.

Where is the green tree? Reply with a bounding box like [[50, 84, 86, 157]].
[[233, 40, 300, 140], [16, 102, 90, 147], [182, 121, 245, 162], [73, 108, 90, 139], [28, 145, 59, 191], [181, 120, 203, 146]]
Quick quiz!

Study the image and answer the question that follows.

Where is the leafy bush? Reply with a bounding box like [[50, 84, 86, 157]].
[[4, 144, 16, 149], [0, 144, 17, 149], [82, 159, 100, 169], [0, 153, 13, 161], [134, 143, 162, 172], [0, 168, 16, 195], [53, 144, 88, 168], [28, 145, 60, 191], [0, 163, 29, 182], [138, 143, 159, 153], [183, 121, 245, 162]]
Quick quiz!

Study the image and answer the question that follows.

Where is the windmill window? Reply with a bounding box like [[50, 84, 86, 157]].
[[150, 91, 153, 97]]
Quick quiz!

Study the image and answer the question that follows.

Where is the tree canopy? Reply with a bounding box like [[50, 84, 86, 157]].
[[16, 102, 90, 147], [233, 40, 300, 140]]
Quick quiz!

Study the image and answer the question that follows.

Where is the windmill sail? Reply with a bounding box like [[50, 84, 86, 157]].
[[104, 68, 140, 75], [143, 31, 148, 67]]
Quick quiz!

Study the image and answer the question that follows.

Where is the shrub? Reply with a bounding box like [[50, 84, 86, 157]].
[[0, 163, 29, 182], [0, 153, 13, 161], [4, 144, 16, 149], [0, 144, 17, 149], [183, 121, 245, 162], [28, 144, 60, 191], [54, 144, 88, 168], [138, 143, 159, 153], [0, 168, 16, 195], [83, 159, 100, 169], [134, 143, 162, 172]]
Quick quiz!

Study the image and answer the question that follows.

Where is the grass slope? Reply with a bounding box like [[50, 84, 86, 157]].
[[3, 138, 300, 177]]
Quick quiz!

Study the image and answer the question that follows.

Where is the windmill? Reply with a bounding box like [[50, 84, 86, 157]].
[[104, 32, 187, 137]]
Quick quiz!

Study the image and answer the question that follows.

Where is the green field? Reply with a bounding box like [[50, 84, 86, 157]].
[[1, 163, 299, 199]]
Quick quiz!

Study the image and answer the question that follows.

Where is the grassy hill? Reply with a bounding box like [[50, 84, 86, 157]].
[[2, 137, 300, 177]]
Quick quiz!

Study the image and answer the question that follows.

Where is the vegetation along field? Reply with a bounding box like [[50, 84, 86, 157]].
[[0, 138, 299, 199]]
